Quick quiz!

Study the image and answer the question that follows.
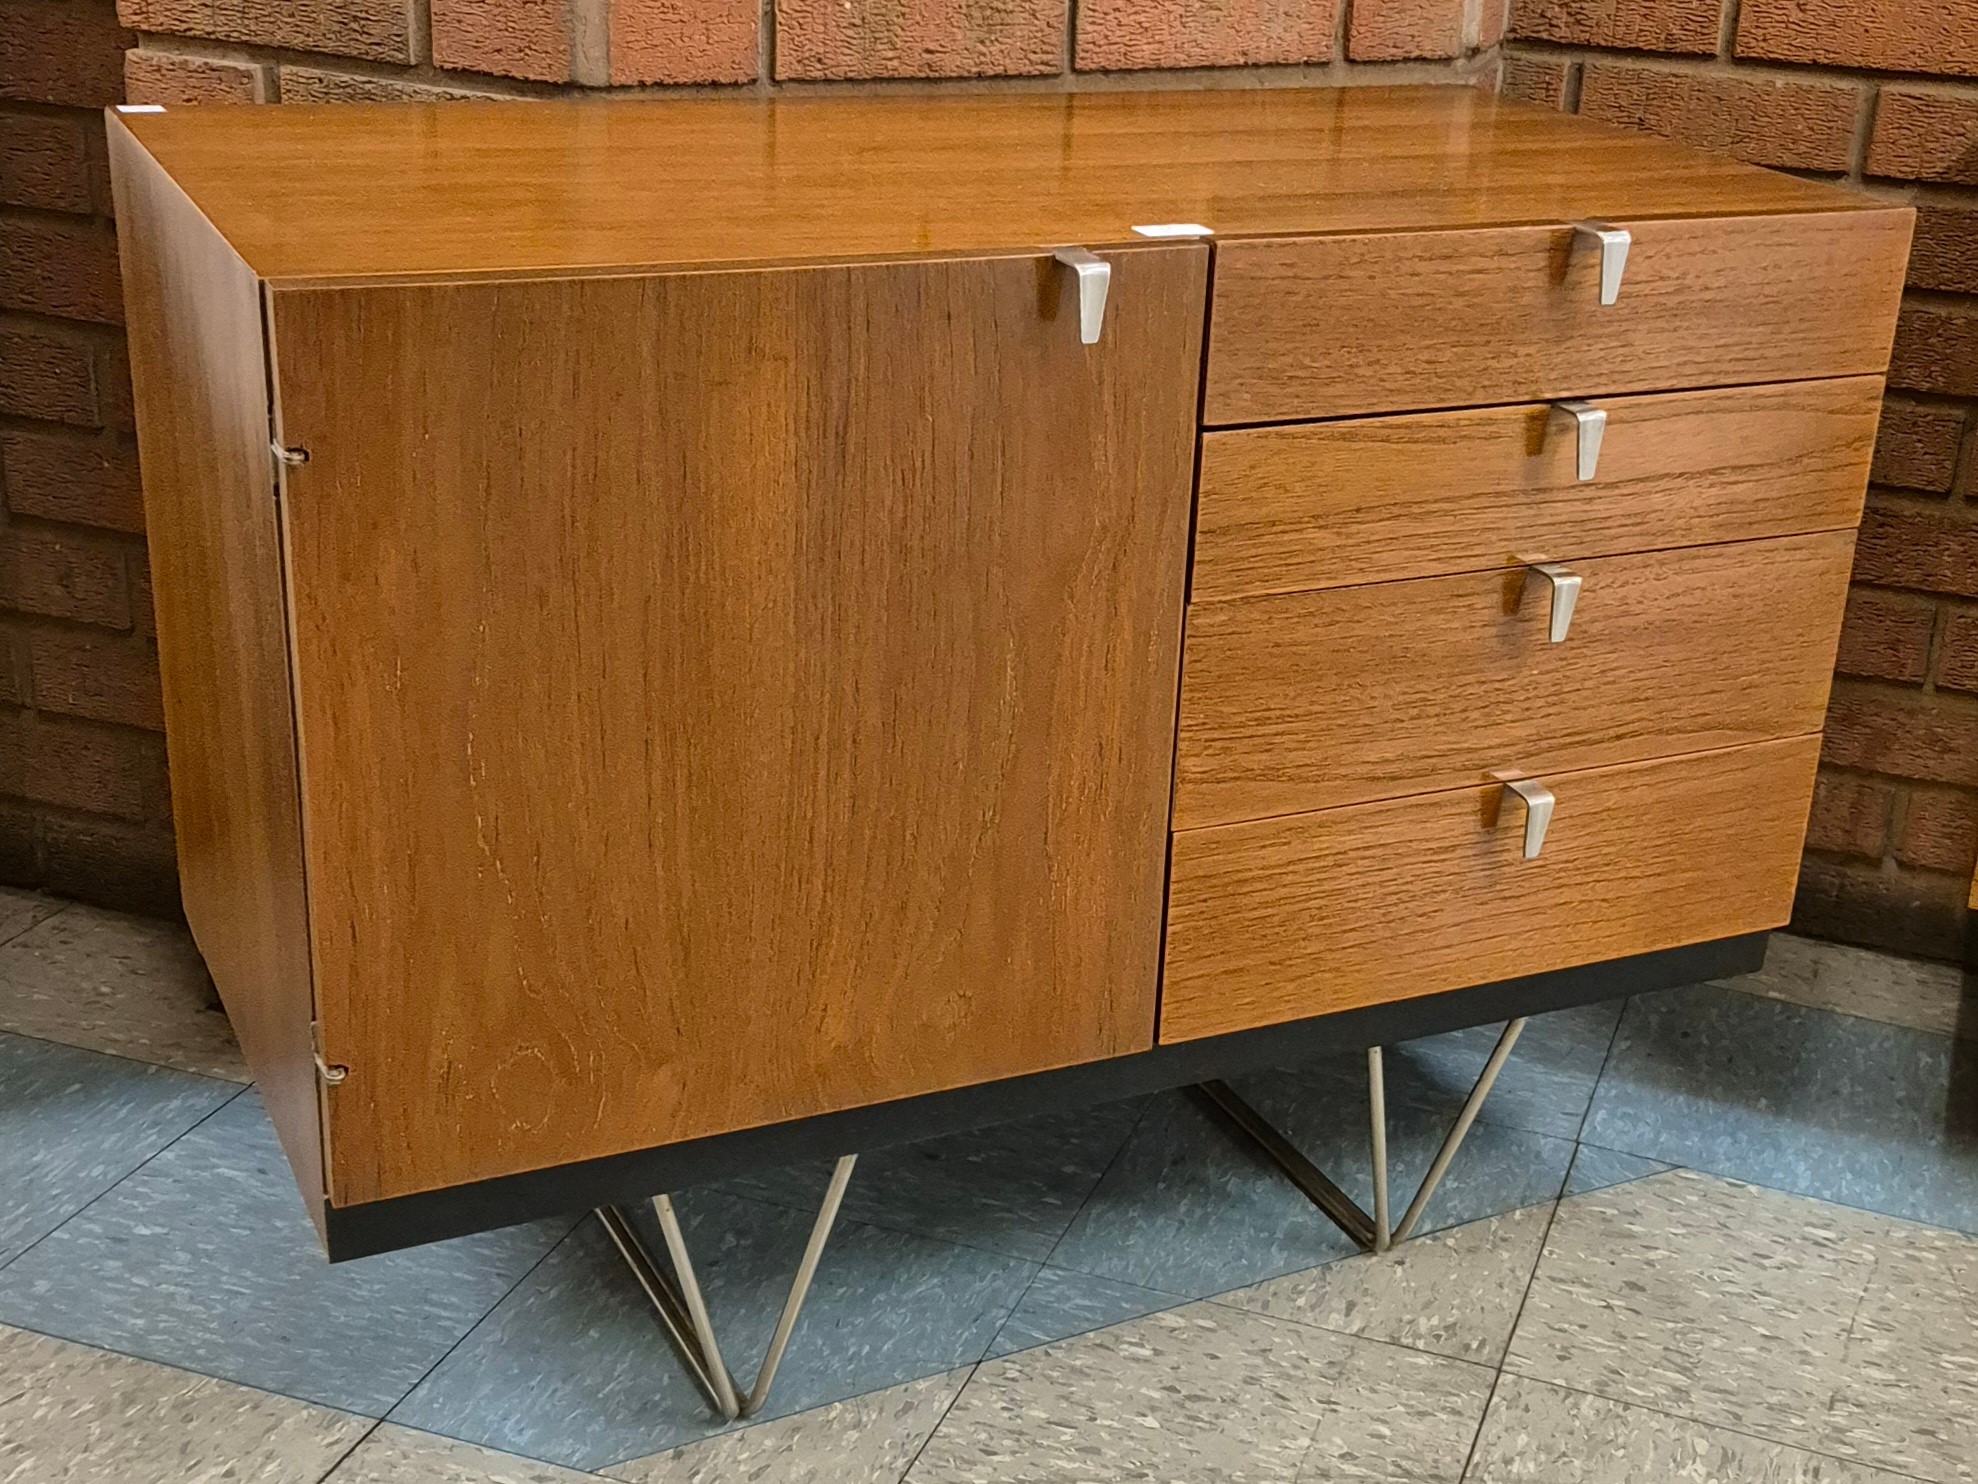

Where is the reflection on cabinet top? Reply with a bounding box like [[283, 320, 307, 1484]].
[[109, 85, 1880, 286]]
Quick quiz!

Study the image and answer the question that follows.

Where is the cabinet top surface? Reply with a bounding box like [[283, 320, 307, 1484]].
[[114, 85, 1876, 285]]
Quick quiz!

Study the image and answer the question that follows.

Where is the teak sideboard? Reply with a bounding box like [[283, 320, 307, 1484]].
[[107, 87, 1912, 1259]]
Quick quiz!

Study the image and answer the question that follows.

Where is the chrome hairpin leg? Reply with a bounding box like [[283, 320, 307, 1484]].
[[596, 1152, 858, 1420], [1197, 1018, 1528, 1252]]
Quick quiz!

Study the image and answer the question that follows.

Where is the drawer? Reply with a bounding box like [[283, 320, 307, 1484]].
[[1161, 735, 1820, 1041], [1204, 208, 1912, 425], [1193, 377, 1880, 603], [1174, 530, 1851, 830]]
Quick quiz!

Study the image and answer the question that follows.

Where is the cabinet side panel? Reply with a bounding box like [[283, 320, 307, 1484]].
[[107, 121, 324, 1232], [272, 249, 1205, 1205]]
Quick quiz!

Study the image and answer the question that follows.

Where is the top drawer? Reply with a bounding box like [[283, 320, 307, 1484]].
[[1204, 208, 1913, 425]]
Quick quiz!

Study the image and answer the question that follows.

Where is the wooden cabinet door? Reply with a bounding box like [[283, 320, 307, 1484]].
[[268, 248, 1206, 1204]]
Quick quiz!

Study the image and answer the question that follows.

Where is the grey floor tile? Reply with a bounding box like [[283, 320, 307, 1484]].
[[907, 1300, 1489, 1484], [1051, 1064, 1573, 1300], [1726, 932, 1974, 1041], [0, 1320, 368, 1484], [984, 1264, 1184, 1359], [1394, 1000, 1625, 1140], [1467, 1373, 1914, 1483], [394, 1195, 1033, 1472], [328, 1424, 597, 1483], [0, 1091, 569, 1417], [0, 905, 247, 1081], [716, 1098, 1147, 1261], [0, 887, 63, 947], [1215, 1202, 1550, 1364], [1562, 1143, 1673, 1197], [608, 1368, 968, 1483], [0, 1030, 237, 1266], [1504, 1170, 1890, 1449], [1584, 985, 1978, 1232]]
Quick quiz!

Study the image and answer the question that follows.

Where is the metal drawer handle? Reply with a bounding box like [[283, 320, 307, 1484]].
[[1571, 221, 1631, 306], [1551, 400, 1606, 481], [1052, 247, 1111, 345], [1502, 777, 1556, 860], [1522, 561, 1582, 643]]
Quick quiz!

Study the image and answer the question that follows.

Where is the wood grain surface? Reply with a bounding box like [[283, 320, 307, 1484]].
[[1174, 530, 1854, 829], [106, 120, 326, 1228], [1206, 209, 1913, 423], [269, 248, 1204, 1204], [112, 87, 1873, 284], [1162, 735, 1822, 1040], [1192, 377, 1881, 602]]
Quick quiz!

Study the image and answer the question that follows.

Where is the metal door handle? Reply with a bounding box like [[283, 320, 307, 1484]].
[[1551, 400, 1606, 481], [1501, 777, 1555, 860], [1522, 561, 1582, 643], [1570, 221, 1631, 306], [1053, 247, 1111, 345]]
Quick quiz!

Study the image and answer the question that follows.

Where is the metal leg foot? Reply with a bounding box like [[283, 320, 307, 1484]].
[[1196, 1017, 1529, 1252], [596, 1152, 858, 1420]]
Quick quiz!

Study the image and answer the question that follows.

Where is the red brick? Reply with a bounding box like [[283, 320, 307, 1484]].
[[39, 808, 178, 914], [27, 629, 162, 729], [123, 49, 268, 104], [1805, 771, 1894, 859], [1868, 90, 1978, 185], [1499, 55, 1567, 108], [1935, 605, 1978, 693], [117, 0, 410, 64], [1836, 587, 1935, 684], [1577, 65, 1858, 173], [0, 1, 131, 107], [1076, 0, 1335, 68], [1476, 0, 1509, 46], [780, 0, 1064, 80], [1350, 0, 1466, 60], [0, 526, 129, 627], [1890, 300, 1978, 399], [1896, 786, 1978, 873], [1739, 0, 1978, 78], [1854, 499, 1978, 596], [13, 709, 162, 819], [0, 324, 98, 425], [277, 67, 509, 101], [431, 0, 576, 82], [95, 342, 132, 431], [1871, 397, 1965, 493], [0, 111, 93, 213], [129, 551, 152, 639], [608, 0, 757, 84], [1792, 852, 1966, 961], [1, 430, 145, 533], [1908, 205, 1978, 296], [0, 217, 122, 325], [1510, 0, 1718, 53], [1823, 683, 1978, 787], [0, 619, 26, 706]]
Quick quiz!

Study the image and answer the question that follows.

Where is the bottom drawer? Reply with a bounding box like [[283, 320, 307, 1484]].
[[1160, 735, 1819, 1042]]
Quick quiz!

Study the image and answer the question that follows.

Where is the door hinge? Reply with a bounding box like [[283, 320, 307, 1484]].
[[271, 441, 309, 470], [311, 1021, 348, 1086]]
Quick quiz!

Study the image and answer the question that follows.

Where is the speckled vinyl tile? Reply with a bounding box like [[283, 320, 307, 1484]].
[[1389, 1000, 1625, 1140], [1213, 1201, 1550, 1364], [983, 1263, 1184, 1359], [715, 1098, 1147, 1261], [327, 1424, 598, 1483], [393, 1193, 1032, 1472], [906, 1299, 1490, 1484], [1584, 984, 1978, 1231], [1467, 1373, 1915, 1483], [1726, 932, 1974, 1040], [0, 887, 63, 947], [608, 1368, 968, 1483], [0, 905, 247, 1081], [0, 1091, 570, 1417], [1505, 1170, 1893, 1448], [0, 1029, 237, 1266], [1562, 1143, 1673, 1197], [0, 1320, 368, 1484]]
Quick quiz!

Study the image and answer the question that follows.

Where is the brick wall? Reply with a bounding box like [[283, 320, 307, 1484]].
[[1503, 0, 1978, 960]]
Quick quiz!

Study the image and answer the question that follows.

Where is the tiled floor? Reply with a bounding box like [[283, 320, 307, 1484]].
[[1, 882, 1974, 1483]]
